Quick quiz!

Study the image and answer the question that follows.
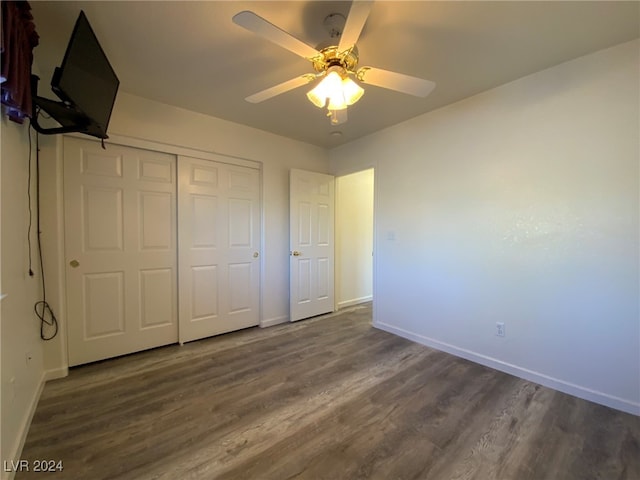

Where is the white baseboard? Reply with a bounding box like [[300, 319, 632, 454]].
[[337, 296, 373, 310], [260, 315, 289, 328], [2, 372, 47, 480], [44, 366, 68, 382], [375, 321, 640, 416]]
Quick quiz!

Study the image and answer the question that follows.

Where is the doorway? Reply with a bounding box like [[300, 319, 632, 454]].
[[335, 168, 374, 309]]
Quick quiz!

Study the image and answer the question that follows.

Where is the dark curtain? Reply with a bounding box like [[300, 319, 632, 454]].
[[1, 1, 39, 123]]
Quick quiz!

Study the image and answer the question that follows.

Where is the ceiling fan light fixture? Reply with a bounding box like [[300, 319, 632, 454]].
[[342, 76, 364, 106], [327, 91, 347, 111], [306, 67, 364, 124], [306, 88, 327, 108], [234, 7, 436, 129], [307, 70, 343, 108]]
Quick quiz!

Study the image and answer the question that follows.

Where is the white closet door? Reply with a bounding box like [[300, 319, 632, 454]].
[[64, 137, 178, 366], [289, 169, 335, 321], [178, 156, 260, 343]]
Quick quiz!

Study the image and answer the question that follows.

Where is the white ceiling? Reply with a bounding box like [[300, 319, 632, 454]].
[[30, 1, 639, 148]]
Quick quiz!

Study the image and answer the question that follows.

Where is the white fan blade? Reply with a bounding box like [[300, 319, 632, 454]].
[[245, 75, 315, 103], [357, 67, 436, 97], [338, 0, 373, 53], [233, 11, 320, 60]]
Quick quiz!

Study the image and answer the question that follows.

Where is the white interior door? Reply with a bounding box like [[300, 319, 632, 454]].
[[178, 156, 260, 343], [64, 137, 178, 366], [289, 169, 335, 321]]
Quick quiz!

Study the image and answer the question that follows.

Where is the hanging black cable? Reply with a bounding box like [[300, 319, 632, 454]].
[[30, 124, 59, 340], [27, 126, 34, 277]]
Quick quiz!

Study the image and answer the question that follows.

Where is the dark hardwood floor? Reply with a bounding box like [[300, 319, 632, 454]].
[[17, 303, 640, 479]]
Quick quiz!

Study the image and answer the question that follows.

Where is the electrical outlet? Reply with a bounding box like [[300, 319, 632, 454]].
[[496, 322, 505, 337]]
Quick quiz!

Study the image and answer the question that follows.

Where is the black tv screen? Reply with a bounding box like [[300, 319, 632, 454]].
[[51, 11, 119, 139]]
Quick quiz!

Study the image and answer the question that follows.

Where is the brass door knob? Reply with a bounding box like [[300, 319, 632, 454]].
[[69, 260, 80, 268], [291, 251, 302, 257], [253, 252, 259, 258]]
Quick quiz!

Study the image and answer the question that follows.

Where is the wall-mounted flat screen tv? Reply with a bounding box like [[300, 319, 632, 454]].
[[48, 10, 119, 139]]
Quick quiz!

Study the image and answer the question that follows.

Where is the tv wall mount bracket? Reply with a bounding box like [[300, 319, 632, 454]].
[[30, 74, 108, 145]]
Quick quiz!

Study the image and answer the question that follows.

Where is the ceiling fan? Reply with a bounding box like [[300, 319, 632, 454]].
[[232, 1, 435, 125]]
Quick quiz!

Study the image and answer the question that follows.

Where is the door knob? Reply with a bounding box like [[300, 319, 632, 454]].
[[291, 251, 302, 257], [69, 260, 80, 268], [253, 252, 259, 258]]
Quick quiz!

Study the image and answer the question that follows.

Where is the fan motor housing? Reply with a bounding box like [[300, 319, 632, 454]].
[[311, 45, 359, 74]]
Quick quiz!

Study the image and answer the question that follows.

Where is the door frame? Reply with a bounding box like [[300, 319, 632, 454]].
[[332, 165, 377, 323], [49, 132, 263, 369], [334, 168, 375, 311], [287, 166, 377, 322]]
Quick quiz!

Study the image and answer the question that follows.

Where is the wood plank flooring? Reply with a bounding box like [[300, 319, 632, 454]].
[[17, 303, 640, 479]]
